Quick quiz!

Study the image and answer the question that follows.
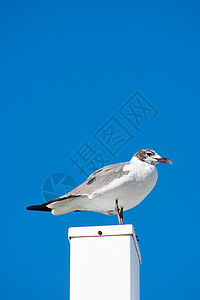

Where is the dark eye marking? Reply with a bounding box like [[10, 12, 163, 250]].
[[146, 152, 152, 156]]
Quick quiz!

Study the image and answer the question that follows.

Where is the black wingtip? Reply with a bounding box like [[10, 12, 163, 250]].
[[26, 204, 52, 212]]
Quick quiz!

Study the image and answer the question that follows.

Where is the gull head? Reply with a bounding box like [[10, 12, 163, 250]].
[[133, 149, 172, 165]]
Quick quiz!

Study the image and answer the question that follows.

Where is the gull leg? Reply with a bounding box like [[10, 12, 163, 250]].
[[115, 200, 137, 236], [119, 207, 124, 225], [115, 199, 124, 225], [115, 199, 121, 224]]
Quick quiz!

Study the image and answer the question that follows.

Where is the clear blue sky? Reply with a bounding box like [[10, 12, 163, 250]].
[[1, 1, 199, 299]]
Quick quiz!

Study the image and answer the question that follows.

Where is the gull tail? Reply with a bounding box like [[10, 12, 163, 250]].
[[26, 197, 74, 215], [26, 195, 83, 215], [26, 203, 52, 212]]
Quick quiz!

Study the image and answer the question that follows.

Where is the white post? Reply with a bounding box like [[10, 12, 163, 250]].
[[68, 225, 141, 300]]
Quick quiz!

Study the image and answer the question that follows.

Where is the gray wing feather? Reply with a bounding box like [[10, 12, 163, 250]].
[[49, 162, 130, 204]]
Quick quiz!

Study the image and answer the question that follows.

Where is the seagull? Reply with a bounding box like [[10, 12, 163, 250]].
[[27, 149, 172, 224]]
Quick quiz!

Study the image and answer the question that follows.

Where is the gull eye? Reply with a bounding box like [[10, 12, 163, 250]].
[[146, 152, 152, 156]]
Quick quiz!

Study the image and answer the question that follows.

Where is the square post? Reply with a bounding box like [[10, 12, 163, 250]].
[[68, 225, 141, 300]]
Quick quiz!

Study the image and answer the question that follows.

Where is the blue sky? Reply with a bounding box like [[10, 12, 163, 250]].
[[1, 1, 200, 299]]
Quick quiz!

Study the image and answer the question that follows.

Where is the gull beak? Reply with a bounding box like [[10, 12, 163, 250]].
[[155, 157, 173, 164]]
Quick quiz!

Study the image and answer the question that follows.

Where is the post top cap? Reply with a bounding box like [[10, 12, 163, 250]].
[[68, 224, 135, 238], [68, 224, 141, 263]]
